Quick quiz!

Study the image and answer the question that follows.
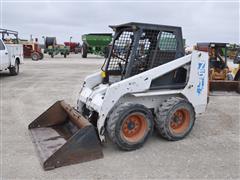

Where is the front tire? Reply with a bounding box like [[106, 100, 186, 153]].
[[107, 103, 154, 151], [82, 43, 88, 58], [39, 52, 44, 60], [155, 97, 195, 141], [9, 60, 19, 76]]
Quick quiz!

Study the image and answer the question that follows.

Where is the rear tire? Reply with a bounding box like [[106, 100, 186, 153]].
[[82, 43, 88, 58], [155, 97, 195, 141], [9, 60, 19, 76], [74, 48, 79, 54], [107, 103, 153, 151], [31, 52, 39, 61], [39, 52, 44, 60]]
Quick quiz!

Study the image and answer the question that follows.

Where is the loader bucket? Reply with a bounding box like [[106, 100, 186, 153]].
[[28, 100, 103, 170], [210, 80, 240, 94]]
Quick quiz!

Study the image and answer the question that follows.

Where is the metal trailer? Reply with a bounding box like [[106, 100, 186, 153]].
[[64, 42, 81, 54], [44, 37, 70, 58], [81, 33, 112, 58]]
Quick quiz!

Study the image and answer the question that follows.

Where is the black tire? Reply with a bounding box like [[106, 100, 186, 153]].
[[31, 52, 39, 61], [104, 46, 110, 58], [106, 103, 154, 151], [39, 53, 44, 60], [9, 60, 19, 76], [82, 43, 88, 58], [74, 48, 79, 54], [51, 53, 54, 58], [64, 53, 67, 58], [155, 97, 195, 141]]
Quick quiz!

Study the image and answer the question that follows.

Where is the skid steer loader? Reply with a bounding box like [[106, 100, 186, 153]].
[[29, 22, 209, 170]]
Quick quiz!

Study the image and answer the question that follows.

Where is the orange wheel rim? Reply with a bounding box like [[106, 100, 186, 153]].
[[121, 113, 147, 143], [170, 109, 190, 134]]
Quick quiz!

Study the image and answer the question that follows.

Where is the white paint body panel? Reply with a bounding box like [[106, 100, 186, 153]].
[[77, 51, 209, 141], [0, 39, 23, 71]]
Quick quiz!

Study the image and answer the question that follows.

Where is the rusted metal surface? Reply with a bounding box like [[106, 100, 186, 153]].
[[210, 80, 240, 93], [60, 101, 91, 129], [28, 100, 103, 170]]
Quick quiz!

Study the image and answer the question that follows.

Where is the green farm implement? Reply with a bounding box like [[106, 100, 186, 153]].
[[81, 33, 112, 58], [44, 37, 70, 58]]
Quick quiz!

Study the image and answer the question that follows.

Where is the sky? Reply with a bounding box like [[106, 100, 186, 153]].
[[1, 0, 239, 46]]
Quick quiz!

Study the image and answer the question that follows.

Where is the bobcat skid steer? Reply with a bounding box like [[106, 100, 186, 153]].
[[29, 22, 209, 170]]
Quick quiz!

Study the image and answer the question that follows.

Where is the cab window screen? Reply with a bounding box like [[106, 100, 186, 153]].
[[159, 32, 177, 51], [107, 31, 134, 73]]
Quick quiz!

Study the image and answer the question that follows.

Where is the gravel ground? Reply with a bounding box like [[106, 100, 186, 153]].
[[1, 54, 239, 179]]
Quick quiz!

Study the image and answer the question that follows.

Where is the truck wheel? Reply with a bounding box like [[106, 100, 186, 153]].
[[82, 43, 88, 58], [9, 60, 19, 76], [31, 52, 39, 61], [155, 97, 195, 141], [64, 54, 67, 58], [107, 103, 153, 151]]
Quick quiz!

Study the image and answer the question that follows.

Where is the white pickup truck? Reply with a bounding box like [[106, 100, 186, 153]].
[[0, 38, 23, 75]]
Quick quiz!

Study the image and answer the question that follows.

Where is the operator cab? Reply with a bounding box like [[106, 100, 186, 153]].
[[196, 42, 228, 68], [102, 22, 187, 90]]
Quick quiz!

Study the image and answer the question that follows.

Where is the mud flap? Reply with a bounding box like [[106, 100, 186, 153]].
[[28, 101, 103, 170]]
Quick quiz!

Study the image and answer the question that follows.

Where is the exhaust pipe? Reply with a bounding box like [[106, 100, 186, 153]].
[[28, 101, 103, 170]]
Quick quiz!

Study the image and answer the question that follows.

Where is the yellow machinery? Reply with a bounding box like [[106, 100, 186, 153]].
[[196, 43, 240, 92]]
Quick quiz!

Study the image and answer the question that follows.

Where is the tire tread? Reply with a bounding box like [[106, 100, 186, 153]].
[[107, 103, 153, 151], [155, 97, 195, 141]]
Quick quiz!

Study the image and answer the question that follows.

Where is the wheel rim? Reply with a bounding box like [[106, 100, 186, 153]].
[[169, 109, 190, 134], [121, 113, 147, 143], [32, 54, 38, 60]]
